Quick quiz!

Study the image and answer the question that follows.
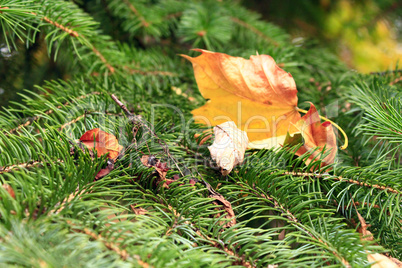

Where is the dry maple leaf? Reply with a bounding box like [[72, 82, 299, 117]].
[[181, 49, 301, 147], [284, 103, 337, 168], [79, 128, 123, 159], [208, 121, 249, 175], [353, 206, 402, 268], [183, 50, 347, 169]]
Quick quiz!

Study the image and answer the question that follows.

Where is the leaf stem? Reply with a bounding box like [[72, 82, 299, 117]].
[[297, 108, 348, 150]]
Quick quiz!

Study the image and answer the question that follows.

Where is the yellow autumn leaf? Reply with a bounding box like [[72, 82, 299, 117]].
[[181, 49, 301, 148]]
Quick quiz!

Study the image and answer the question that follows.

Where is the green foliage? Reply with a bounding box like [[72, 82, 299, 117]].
[[0, 0, 401, 266]]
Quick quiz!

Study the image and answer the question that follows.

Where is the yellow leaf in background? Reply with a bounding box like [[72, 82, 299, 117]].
[[181, 49, 301, 146]]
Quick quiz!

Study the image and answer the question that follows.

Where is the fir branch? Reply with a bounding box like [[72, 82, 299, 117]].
[[69, 222, 151, 267], [244, 183, 351, 267], [6, 92, 101, 134], [0, 161, 43, 174], [123, 66, 177, 77], [32, 12, 79, 37], [121, 0, 150, 27], [164, 201, 252, 267], [59, 114, 85, 131], [283, 171, 400, 195], [230, 17, 279, 47], [91, 46, 115, 73]]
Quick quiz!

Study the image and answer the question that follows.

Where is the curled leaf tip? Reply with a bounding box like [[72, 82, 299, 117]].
[[297, 107, 348, 150]]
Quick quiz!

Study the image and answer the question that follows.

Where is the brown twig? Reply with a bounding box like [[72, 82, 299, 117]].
[[31, 12, 79, 37], [230, 17, 279, 47], [110, 94, 184, 177], [92, 47, 115, 73], [122, 0, 150, 27], [165, 204, 252, 267], [41, 16, 79, 37], [68, 221, 151, 267], [0, 161, 43, 174], [111, 94, 131, 115], [124, 67, 177, 77], [59, 114, 85, 131], [0, 160, 64, 175], [344, 201, 380, 210]]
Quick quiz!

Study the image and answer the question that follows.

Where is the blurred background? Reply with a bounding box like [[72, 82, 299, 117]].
[[244, 0, 402, 73], [0, 0, 401, 107]]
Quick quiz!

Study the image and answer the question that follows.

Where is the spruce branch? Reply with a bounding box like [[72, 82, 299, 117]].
[[121, 0, 150, 27], [6, 92, 101, 134], [123, 66, 177, 77], [32, 12, 79, 37], [91, 46, 115, 73], [110, 94, 185, 176], [235, 181, 352, 266], [0, 160, 44, 174], [230, 17, 279, 47], [68, 221, 151, 267], [283, 171, 401, 195]]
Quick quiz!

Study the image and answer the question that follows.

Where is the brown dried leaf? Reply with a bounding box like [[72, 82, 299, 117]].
[[141, 155, 170, 187], [130, 204, 148, 215], [210, 193, 236, 228], [79, 128, 123, 159], [285, 103, 337, 169], [368, 253, 400, 268], [355, 207, 402, 267], [2, 184, 15, 199]]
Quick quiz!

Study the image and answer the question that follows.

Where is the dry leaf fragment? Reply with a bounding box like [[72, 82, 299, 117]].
[[354, 206, 402, 267], [2, 184, 15, 199], [210, 193, 236, 228], [130, 204, 148, 215], [141, 155, 171, 187], [208, 121, 249, 175], [196, 178, 236, 228], [140, 155, 169, 180], [79, 128, 123, 159], [95, 159, 115, 180], [368, 253, 400, 268], [284, 103, 337, 168], [182, 49, 300, 145]]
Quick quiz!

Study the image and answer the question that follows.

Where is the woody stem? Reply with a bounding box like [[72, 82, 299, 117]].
[[297, 108, 348, 150]]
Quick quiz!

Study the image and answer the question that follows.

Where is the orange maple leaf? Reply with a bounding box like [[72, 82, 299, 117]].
[[285, 103, 337, 168], [183, 50, 347, 168], [181, 49, 301, 147], [79, 128, 123, 159]]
